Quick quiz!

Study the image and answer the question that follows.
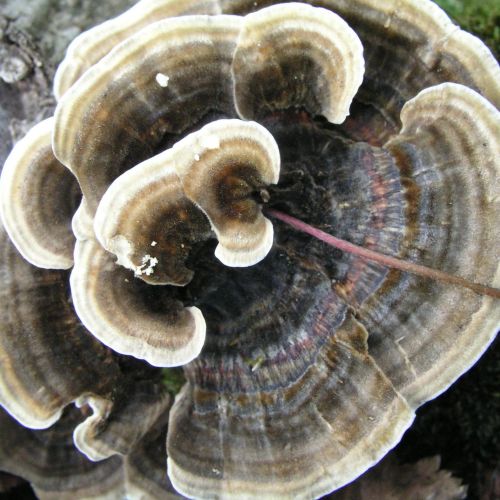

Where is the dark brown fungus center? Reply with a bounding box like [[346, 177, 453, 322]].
[[215, 163, 265, 222], [161, 110, 403, 387]]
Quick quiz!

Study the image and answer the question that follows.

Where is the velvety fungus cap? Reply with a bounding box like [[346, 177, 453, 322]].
[[0, 0, 498, 498]]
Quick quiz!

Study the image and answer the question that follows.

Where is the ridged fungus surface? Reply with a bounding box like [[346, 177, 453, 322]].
[[0, 0, 499, 498]]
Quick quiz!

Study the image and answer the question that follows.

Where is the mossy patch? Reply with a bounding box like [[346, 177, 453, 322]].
[[161, 367, 186, 396], [434, 0, 499, 58]]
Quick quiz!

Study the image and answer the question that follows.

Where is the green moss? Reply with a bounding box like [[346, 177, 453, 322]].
[[434, 0, 499, 57], [161, 367, 186, 396]]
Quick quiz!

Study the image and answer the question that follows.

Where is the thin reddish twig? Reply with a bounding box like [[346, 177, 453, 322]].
[[266, 209, 500, 299]]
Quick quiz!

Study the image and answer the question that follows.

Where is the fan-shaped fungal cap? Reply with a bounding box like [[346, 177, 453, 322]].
[[92, 118, 278, 269], [0, 407, 125, 499], [175, 119, 279, 266], [70, 237, 206, 367], [379, 82, 500, 406], [232, 2, 364, 123], [437, 29, 500, 107], [0, 222, 120, 429], [0, 403, 179, 499], [398, 82, 499, 149], [95, 165, 212, 286], [53, 0, 223, 99], [168, 313, 414, 498], [386, 0, 499, 105], [53, 14, 242, 213], [73, 382, 170, 461], [0, 118, 80, 270]]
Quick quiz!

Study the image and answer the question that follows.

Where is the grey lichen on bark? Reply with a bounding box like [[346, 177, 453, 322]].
[[0, 0, 135, 164]]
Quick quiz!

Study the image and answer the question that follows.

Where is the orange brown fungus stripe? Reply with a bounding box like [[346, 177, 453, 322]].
[[267, 209, 500, 299]]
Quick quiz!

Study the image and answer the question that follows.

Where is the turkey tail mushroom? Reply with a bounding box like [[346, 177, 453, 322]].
[[0, 118, 79, 270], [0, 1, 498, 499], [232, 3, 364, 123]]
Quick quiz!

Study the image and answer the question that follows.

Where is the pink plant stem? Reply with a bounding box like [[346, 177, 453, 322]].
[[266, 208, 500, 299]]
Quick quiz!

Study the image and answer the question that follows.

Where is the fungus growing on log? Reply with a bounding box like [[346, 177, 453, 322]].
[[0, 0, 499, 498]]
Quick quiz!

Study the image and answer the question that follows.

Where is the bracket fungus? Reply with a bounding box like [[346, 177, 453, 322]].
[[231, 3, 364, 123], [0, 0, 499, 499], [0, 118, 79, 270], [94, 119, 280, 273]]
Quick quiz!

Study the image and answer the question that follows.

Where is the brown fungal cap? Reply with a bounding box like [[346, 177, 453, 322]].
[[53, 0, 223, 99], [232, 3, 364, 123], [438, 28, 500, 107], [1, 0, 499, 498], [378, 83, 500, 406], [386, 0, 500, 106], [70, 237, 206, 367], [94, 119, 278, 282], [0, 407, 125, 499], [0, 118, 79, 270], [95, 163, 212, 286], [174, 119, 280, 266], [0, 222, 120, 429], [53, 14, 242, 214], [73, 381, 170, 461], [0, 402, 179, 499], [168, 313, 414, 498]]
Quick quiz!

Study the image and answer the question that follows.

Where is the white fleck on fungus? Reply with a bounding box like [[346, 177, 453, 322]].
[[155, 72, 170, 87]]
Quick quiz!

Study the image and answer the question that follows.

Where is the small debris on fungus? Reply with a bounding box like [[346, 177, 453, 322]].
[[155, 72, 169, 87], [134, 254, 158, 277]]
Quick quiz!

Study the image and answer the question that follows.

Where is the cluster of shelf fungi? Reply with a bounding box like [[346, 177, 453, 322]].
[[0, 0, 498, 498]]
